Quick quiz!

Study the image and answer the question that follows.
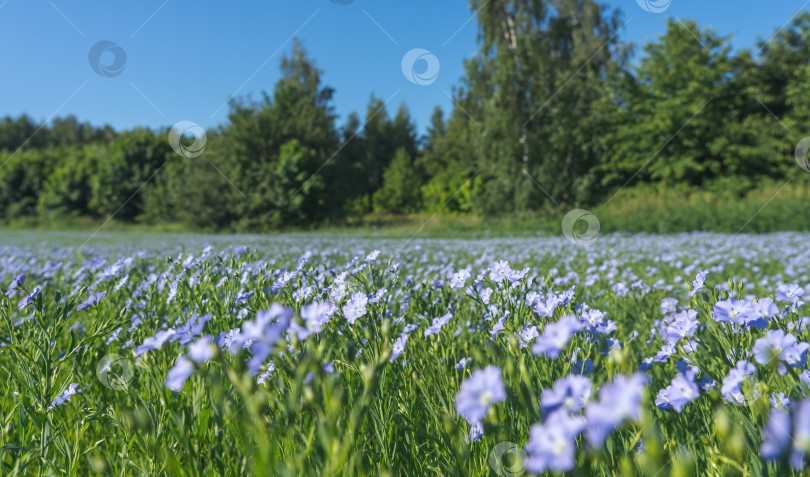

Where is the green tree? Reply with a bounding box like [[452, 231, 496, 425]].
[[755, 12, 810, 119], [373, 148, 423, 213], [601, 19, 784, 194], [212, 40, 339, 230], [776, 13, 810, 171], [456, 0, 628, 214], [48, 116, 115, 148], [330, 112, 368, 217], [353, 100, 419, 212], [418, 101, 479, 213], [37, 145, 98, 218], [0, 148, 56, 222], [168, 137, 238, 230], [0, 115, 45, 152], [88, 129, 172, 221]]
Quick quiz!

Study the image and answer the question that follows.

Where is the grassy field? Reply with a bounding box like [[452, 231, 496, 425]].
[[1, 230, 809, 475], [4, 177, 810, 238]]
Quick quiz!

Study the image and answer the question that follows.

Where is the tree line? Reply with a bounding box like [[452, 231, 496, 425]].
[[2, 1, 809, 231]]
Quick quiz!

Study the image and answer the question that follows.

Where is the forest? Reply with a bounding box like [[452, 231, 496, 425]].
[[2, 4, 810, 232]]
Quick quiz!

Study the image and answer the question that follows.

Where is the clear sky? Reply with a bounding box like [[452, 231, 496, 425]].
[[1, 1, 808, 135]]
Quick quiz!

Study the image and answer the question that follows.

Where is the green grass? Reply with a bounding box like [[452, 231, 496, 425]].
[[4, 177, 810, 238], [0, 232, 808, 475]]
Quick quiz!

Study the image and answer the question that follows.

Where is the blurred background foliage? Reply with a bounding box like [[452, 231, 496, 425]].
[[2, 2, 810, 233]]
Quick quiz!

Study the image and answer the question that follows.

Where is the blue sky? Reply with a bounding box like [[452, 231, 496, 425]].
[[0, 1, 808, 135]]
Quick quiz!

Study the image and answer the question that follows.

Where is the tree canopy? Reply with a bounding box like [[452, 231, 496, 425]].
[[1, 4, 808, 230]]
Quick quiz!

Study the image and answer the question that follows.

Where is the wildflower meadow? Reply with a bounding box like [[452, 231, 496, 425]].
[[5, 0, 810, 475], [0, 231, 809, 475]]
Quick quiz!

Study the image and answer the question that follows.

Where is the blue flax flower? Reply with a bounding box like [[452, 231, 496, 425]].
[[532, 315, 583, 358], [753, 330, 808, 369], [76, 291, 106, 311], [584, 373, 647, 448], [665, 310, 699, 343], [721, 360, 755, 404], [656, 368, 700, 413], [455, 366, 506, 425], [455, 357, 471, 370], [389, 334, 408, 363], [188, 336, 215, 364], [760, 407, 791, 461], [343, 292, 368, 325], [712, 299, 753, 326], [424, 312, 453, 337], [540, 375, 591, 415], [165, 356, 195, 392], [4, 273, 24, 297], [468, 421, 484, 443], [524, 410, 585, 474], [47, 383, 80, 411], [450, 269, 470, 289], [489, 261, 511, 283], [760, 400, 810, 470], [690, 271, 708, 297], [776, 284, 805, 305]]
